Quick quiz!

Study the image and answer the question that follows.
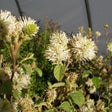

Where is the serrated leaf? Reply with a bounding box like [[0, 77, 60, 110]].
[[0, 80, 12, 95], [22, 64, 32, 74], [35, 67, 42, 77], [52, 82, 65, 88], [70, 90, 85, 107], [54, 64, 65, 81], [92, 77, 102, 88], [59, 101, 72, 112]]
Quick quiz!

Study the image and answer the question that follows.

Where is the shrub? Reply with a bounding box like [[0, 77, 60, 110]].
[[0, 10, 112, 112]]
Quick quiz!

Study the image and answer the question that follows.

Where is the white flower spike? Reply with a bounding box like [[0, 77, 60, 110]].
[[70, 32, 97, 62], [45, 31, 70, 65]]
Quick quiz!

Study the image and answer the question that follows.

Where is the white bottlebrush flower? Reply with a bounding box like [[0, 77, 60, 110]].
[[45, 31, 70, 64], [6, 67, 19, 81], [7, 67, 31, 91], [70, 32, 97, 62], [16, 74, 31, 91], [18, 95, 34, 111], [107, 42, 112, 52], [49, 31, 69, 46], [0, 10, 16, 41], [13, 70, 31, 91], [86, 78, 93, 87], [12, 21, 23, 39], [67, 72, 78, 91], [19, 17, 39, 38], [19, 95, 34, 106], [46, 89, 57, 103]]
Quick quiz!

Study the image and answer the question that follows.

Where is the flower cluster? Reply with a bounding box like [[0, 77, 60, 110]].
[[86, 78, 96, 94], [107, 42, 112, 52], [45, 31, 70, 64], [18, 17, 39, 40], [80, 99, 95, 112], [16, 95, 34, 112], [66, 72, 78, 91], [70, 33, 97, 62], [0, 10, 16, 41], [0, 10, 39, 42], [7, 67, 31, 91], [45, 31, 97, 64], [94, 56, 103, 69], [46, 89, 57, 104], [1, 67, 32, 111], [80, 99, 105, 112]]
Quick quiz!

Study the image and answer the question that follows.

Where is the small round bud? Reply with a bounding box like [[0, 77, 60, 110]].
[[104, 24, 109, 28]]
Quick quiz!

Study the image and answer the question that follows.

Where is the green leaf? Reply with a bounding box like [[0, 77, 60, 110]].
[[82, 70, 91, 78], [59, 101, 72, 112], [22, 64, 32, 74], [0, 80, 12, 95], [92, 77, 102, 88], [34, 67, 43, 77], [13, 90, 21, 100], [70, 90, 85, 107], [45, 109, 56, 112], [54, 64, 65, 81], [52, 82, 65, 88]]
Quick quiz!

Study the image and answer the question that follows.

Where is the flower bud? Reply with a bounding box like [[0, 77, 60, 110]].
[[96, 31, 101, 37]]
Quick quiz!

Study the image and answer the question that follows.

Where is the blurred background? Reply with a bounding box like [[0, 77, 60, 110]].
[[0, 0, 112, 54]]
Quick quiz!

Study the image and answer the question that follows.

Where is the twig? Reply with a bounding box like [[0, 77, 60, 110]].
[[104, 27, 108, 56], [65, 58, 73, 72], [15, 55, 34, 69], [10, 41, 22, 82]]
